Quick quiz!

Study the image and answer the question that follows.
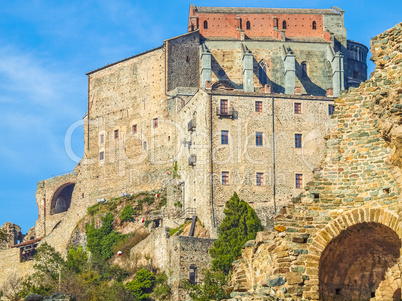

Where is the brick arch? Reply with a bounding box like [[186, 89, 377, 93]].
[[305, 207, 401, 299]]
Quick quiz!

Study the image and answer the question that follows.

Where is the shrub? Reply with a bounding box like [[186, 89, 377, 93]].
[[144, 220, 152, 228], [120, 205, 135, 223], [143, 196, 154, 205], [87, 203, 101, 216], [86, 213, 125, 261], [125, 269, 155, 300], [66, 245, 88, 274], [209, 192, 263, 274]]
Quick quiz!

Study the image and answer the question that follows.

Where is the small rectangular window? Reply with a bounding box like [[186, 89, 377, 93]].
[[296, 174, 303, 189], [114, 130, 119, 140], [99, 151, 105, 161], [222, 171, 229, 185], [221, 131, 229, 145], [256, 173, 264, 186], [256, 132, 263, 146], [329, 104, 335, 116], [153, 118, 158, 128], [294, 103, 301, 114], [143, 142, 147, 150], [295, 134, 302, 148], [255, 101, 262, 112], [353, 71, 359, 79], [220, 99, 228, 114], [100, 134, 105, 144], [132, 124, 137, 134]]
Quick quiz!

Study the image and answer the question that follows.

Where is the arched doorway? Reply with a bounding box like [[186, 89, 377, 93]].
[[319, 222, 401, 300], [50, 183, 75, 215]]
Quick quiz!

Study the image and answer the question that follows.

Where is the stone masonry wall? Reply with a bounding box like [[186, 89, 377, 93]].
[[205, 40, 333, 96], [229, 23, 402, 301]]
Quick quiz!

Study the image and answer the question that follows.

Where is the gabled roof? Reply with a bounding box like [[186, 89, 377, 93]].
[[194, 6, 341, 15]]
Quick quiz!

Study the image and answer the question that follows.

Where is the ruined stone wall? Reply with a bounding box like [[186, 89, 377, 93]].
[[229, 23, 402, 301], [168, 236, 216, 300], [205, 40, 333, 96]]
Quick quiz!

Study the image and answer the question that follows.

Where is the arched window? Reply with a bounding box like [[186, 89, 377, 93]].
[[301, 62, 307, 78], [282, 21, 287, 30], [189, 265, 197, 284], [246, 21, 251, 30], [203, 20, 208, 29], [312, 21, 317, 30], [259, 60, 268, 86]]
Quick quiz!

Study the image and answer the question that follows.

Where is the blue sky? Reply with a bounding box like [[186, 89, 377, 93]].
[[0, 0, 400, 233]]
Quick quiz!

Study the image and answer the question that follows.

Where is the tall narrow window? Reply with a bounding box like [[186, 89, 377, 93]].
[[329, 104, 335, 116], [258, 60, 268, 86], [100, 134, 105, 144], [294, 103, 302, 114], [99, 151, 105, 161], [204, 20, 208, 29], [189, 265, 197, 284], [221, 131, 229, 145], [246, 21, 251, 30], [143, 142, 147, 150], [282, 20, 287, 29], [301, 62, 307, 78], [256, 173, 264, 186], [153, 118, 158, 128], [132, 124, 137, 135], [312, 21, 317, 30], [256, 132, 263, 146], [220, 99, 228, 115], [222, 171, 229, 185], [295, 174, 303, 189], [295, 134, 302, 148], [255, 101, 262, 112], [273, 18, 278, 28], [114, 129, 119, 140]]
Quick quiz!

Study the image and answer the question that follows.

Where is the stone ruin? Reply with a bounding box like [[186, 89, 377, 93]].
[[229, 23, 402, 300]]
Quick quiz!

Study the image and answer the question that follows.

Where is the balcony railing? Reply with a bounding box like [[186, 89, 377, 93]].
[[188, 154, 197, 166], [188, 119, 196, 131], [216, 107, 235, 118]]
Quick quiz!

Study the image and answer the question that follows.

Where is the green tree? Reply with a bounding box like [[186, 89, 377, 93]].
[[125, 269, 155, 300], [181, 270, 229, 301], [209, 192, 263, 274], [66, 245, 88, 274]]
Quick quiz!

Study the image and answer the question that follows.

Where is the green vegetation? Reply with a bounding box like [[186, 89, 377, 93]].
[[120, 205, 136, 223], [174, 201, 182, 208], [15, 241, 170, 301], [125, 268, 155, 300], [86, 213, 125, 261], [181, 270, 230, 301], [144, 220, 152, 227], [172, 161, 179, 178], [209, 192, 263, 274]]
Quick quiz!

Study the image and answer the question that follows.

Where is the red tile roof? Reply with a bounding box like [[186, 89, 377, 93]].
[[12, 238, 42, 248]]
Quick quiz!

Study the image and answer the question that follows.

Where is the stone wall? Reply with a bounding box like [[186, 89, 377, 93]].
[[167, 31, 200, 91], [229, 23, 402, 301], [205, 40, 333, 96]]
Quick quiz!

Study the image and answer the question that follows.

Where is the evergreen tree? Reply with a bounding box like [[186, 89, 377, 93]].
[[209, 192, 263, 274]]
